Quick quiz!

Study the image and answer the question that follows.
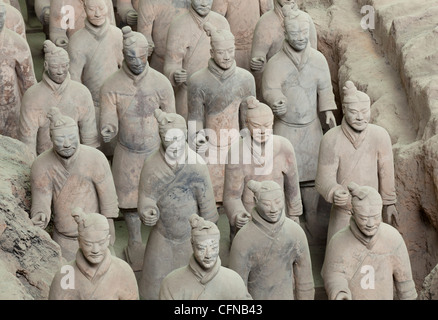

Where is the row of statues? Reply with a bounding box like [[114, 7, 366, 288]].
[[0, 0, 418, 300]]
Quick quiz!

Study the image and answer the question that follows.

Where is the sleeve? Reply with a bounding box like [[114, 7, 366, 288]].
[[67, 36, 87, 83], [392, 234, 417, 300], [187, 76, 205, 143], [308, 14, 318, 49], [163, 18, 187, 87], [239, 74, 257, 129], [158, 276, 175, 300], [99, 81, 120, 137], [15, 40, 37, 95], [78, 89, 99, 148], [195, 165, 219, 223], [35, 0, 51, 24], [106, 0, 116, 25], [282, 140, 303, 218], [136, 0, 155, 47], [137, 157, 160, 215], [117, 0, 136, 23], [261, 56, 286, 107], [315, 132, 343, 203], [118, 262, 140, 300], [30, 159, 53, 222], [211, 0, 228, 16], [293, 227, 315, 300], [250, 18, 271, 61], [378, 129, 397, 205], [48, 270, 71, 300], [228, 232, 251, 287], [259, 0, 273, 15], [18, 89, 39, 157], [316, 54, 337, 113], [93, 152, 119, 218], [157, 75, 177, 113], [223, 143, 248, 226]]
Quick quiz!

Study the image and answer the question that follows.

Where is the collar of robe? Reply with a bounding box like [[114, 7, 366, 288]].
[[341, 117, 369, 149], [282, 40, 311, 71], [251, 206, 286, 238], [84, 17, 110, 40], [122, 60, 149, 86], [349, 216, 381, 250], [208, 58, 236, 81], [42, 71, 71, 96], [188, 254, 221, 285], [189, 5, 210, 30], [75, 248, 112, 282]]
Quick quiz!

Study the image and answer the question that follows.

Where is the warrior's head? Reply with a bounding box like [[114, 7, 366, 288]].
[[342, 81, 371, 132], [248, 180, 284, 223], [245, 96, 274, 145], [48, 107, 79, 159], [189, 214, 220, 270], [122, 26, 148, 75], [43, 40, 70, 84], [84, 0, 108, 27], [155, 109, 187, 163], [204, 22, 235, 70], [191, 0, 213, 17], [283, 4, 310, 52]]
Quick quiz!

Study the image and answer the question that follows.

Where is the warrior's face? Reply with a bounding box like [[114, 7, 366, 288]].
[[277, 0, 296, 7], [79, 229, 111, 265], [161, 128, 187, 161], [85, 0, 108, 27], [211, 40, 235, 70], [191, 0, 213, 17], [285, 20, 310, 52], [193, 237, 219, 270], [353, 205, 382, 237], [0, 5, 6, 31], [343, 102, 370, 132], [255, 190, 284, 223], [124, 46, 148, 75], [247, 115, 273, 145], [45, 58, 69, 84], [51, 126, 79, 159]]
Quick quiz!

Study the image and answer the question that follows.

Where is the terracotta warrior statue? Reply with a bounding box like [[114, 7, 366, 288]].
[[30, 109, 119, 261], [160, 214, 252, 300], [229, 180, 314, 300], [100, 26, 176, 271], [316, 81, 398, 242], [0, 3, 36, 139], [137, 109, 218, 300], [223, 96, 302, 243], [49, 0, 115, 49], [163, 0, 230, 121], [116, 0, 138, 27], [262, 5, 337, 244], [187, 22, 256, 205], [49, 208, 139, 300], [18, 40, 99, 158], [212, 0, 273, 71], [322, 182, 417, 300], [2, 0, 25, 38], [251, 1, 317, 100], [137, 0, 191, 74]]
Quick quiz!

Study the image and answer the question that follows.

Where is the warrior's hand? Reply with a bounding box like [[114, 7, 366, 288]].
[[31, 212, 48, 229], [383, 204, 399, 228], [126, 10, 138, 26], [174, 69, 188, 85], [195, 133, 209, 154], [325, 110, 337, 129], [139, 207, 159, 226], [235, 211, 251, 229], [250, 56, 265, 72], [101, 126, 116, 143], [333, 188, 350, 207], [272, 99, 287, 117], [54, 37, 68, 49]]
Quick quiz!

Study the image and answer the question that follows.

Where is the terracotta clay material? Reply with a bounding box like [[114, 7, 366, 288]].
[[223, 97, 302, 244], [67, 0, 123, 156], [315, 81, 398, 242], [229, 179, 314, 300], [49, 0, 115, 50], [163, 0, 230, 121], [35, 0, 50, 27], [211, 0, 273, 71], [137, 109, 218, 300], [187, 23, 256, 204], [0, 3, 36, 139], [100, 26, 176, 271], [30, 109, 119, 262], [262, 6, 337, 244], [2, 0, 25, 38], [322, 182, 417, 300], [159, 214, 252, 300], [137, 0, 191, 74], [18, 40, 99, 157], [49, 208, 139, 300], [116, 0, 138, 26]]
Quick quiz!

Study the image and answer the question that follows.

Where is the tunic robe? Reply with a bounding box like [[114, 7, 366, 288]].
[[187, 59, 256, 202], [4, 1, 26, 38], [137, 147, 218, 300], [322, 218, 417, 300], [211, 0, 273, 70], [315, 118, 397, 241], [262, 41, 337, 183], [159, 256, 252, 300], [30, 145, 119, 260], [0, 27, 36, 139], [49, 249, 139, 300], [18, 72, 99, 157], [229, 208, 314, 300], [100, 62, 175, 209], [163, 5, 230, 120], [223, 134, 302, 237], [137, 0, 191, 74]]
